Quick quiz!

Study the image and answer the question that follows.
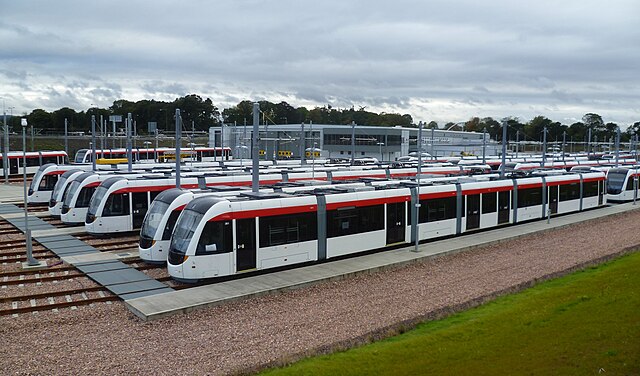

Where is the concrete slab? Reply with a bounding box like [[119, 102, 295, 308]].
[[34, 234, 73, 242], [60, 249, 141, 264], [31, 226, 86, 237], [38, 239, 85, 248], [106, 280, 172, 296], [119, 287, 175, 301], [126, 202, 640, 321], [87, 268, 154, 286], [75, 260, 131, 274]]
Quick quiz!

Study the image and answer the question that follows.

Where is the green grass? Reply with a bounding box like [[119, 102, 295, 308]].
[[262, 252, 640, 375]]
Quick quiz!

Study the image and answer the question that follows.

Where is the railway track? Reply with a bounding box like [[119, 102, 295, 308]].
[[0, 287, 119, 316], [0, 218, 178, 315], [0, 261, 164, 286]]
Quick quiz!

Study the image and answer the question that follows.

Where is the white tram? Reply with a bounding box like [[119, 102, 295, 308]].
[[84, 164, 494, 235], [137, 180, 407, 263], [60, 170, 176, 224], [0, 151, 68, 179], [606, 167, 640, 202], [73, 147, 232, 164], [166, 171, 606, 282], [28, 160, 234, 204]]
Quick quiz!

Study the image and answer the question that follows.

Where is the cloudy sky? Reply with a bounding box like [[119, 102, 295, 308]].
[[1, 0, 639, 126]]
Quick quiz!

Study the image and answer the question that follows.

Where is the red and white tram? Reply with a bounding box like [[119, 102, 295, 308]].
[[166, 171, 606, 282]]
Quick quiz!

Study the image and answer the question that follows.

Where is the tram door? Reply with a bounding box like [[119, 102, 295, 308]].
[[386, 202, 405, 245], [132, 192, 148, 229], [9, 159, 18, 174], [236, 218, 256, 272], [549, 186, 558, 214], [466, 194, 480, 230], [498, 191, 510, 224]]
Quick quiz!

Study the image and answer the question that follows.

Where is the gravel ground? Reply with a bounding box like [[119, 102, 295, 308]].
[[2, 208, 640, 375]]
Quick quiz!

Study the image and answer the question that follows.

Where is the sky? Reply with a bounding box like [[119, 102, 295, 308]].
[[1, 0, 639, 127]]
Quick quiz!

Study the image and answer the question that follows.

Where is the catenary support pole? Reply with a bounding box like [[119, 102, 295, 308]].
[[562, 131, 566, 163], [252, 102, 259, 193], [300, 122, 305, 165], [413, 121, 423, 253], [542, 126, 547, 167], [500, 121, 507, 179], [127, 113, 133, 172], [91, 115, 97, 171], [615, 126, 620, 167], [3, 109, 8, 184], [351, 121, 356, 165], [482, 127, 487, 164], [430, 127, 435, 159], [64, 118, 68, 159], [175, 109, 181, 188]]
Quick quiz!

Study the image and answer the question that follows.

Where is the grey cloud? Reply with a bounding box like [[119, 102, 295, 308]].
[[1, 0, 639, 124]]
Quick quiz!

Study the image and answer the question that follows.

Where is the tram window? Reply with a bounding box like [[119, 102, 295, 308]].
[[43, 157, 57, 164], [39, 175, 58, 191], [103, 193, 130, 216], [77, 187, 97, 208], [162, 210, 181, 240], [421, 196, 457, 223], [559, 183, 580, 202], [26, 157, 40, 167], [516, 187, 543, 207], [583, 181, 599, 197], [626, 177, 634, 191], [196, 220, 232, 255], [481, 192, 497, 214], [259, 212, 317, 247], [327, 205, 384, 238]]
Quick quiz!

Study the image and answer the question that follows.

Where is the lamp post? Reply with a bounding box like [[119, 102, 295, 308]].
[[21, 118, 41, 267]]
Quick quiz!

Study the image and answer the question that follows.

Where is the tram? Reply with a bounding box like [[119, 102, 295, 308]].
[[0, 151, 68, 179], [73, 147, 231, 164], [84, 164, 493, 235], [166, 170, 606, 282], [606, 167, 640, 202]]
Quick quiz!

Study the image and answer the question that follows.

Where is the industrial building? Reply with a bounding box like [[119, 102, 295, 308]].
[[209, 123, 501, 161]]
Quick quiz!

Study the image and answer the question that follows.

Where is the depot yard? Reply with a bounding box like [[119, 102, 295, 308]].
[[262, 252, 640, 375]]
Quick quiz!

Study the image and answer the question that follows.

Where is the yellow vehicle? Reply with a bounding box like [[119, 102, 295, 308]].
[[96, 158, 129, 165]]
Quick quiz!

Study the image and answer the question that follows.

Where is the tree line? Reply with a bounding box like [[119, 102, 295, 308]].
[[4, 94, 640, 143]]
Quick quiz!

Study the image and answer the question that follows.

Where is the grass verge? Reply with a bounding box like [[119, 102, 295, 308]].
[[261, 252, 640, 375]]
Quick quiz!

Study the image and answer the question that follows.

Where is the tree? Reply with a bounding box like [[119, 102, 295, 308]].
[[582, 113, 606, 141], [223, 100, 255, 125], [51, 107, 78, 133], [173, 94, 219, 131], [479, 117, 500, 140], [27, 109, 53, 132], [464, 117, 480, 132]]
